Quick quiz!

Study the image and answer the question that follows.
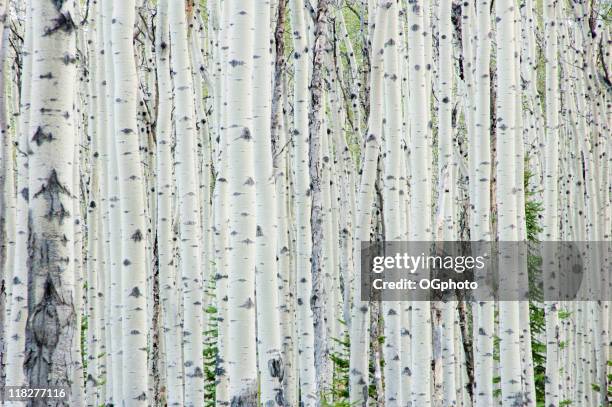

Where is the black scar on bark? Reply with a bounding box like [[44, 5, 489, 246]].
[[131, 229, 143, 242], [240, 127, 252, 141], [20, 187, 29, 201], [129, 286, 142, 298], [268, 355, 284, 380], [188, 367, 204, 378], [44, 11, 76, 36], [239, 298, 255, 309], [26, 273, 69, 386], [62, 53, 77, 65], [32, 127, 54, 145], [229, 59, 245, 67], [33, 169, 72, 223]]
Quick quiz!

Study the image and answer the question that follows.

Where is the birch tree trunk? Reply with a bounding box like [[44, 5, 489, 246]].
[[472, 0, 494, 403], [253, 0, 285, 404], [495, 0, 524, 404], [225, 0, 257, 403], [288, 0, 318, 402], [24, 0, 79, 400], [4, 0, 31, 396], [111, 0, 149, 403], [349, 2, 391, 405], [308, 0, 332, 395], [155, 0, 182, 404], [382, 1, 402, 403], [168, 1, 205, 404], [543, 0, 561, 406], [407, 0, 433, 402], [0, 4, 9, 383], [437, 0, 457, 404]]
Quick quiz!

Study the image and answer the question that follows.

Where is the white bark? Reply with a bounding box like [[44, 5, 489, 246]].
[[382, 1, 402, 404], [349, 2, 391, 405], [543, 1, 561, 406], [225, 0, 258, 403], [495, 0, 524, 404], [253, 0, 285, 404], [407, 0, 433, 403], [168, 2, 205, 404], [288, 0, 318, 402], [155, 0, 182, 404], [111, 0, 149, 403], [24, 0, 79, 399], [4, 0, 32, 396]]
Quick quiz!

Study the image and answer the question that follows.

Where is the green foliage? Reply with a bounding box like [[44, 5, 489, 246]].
[[591, 371, 612, 400], [323, 319, 381, 406], [323, 321, 351, 406], [525, 166, 547, 404]]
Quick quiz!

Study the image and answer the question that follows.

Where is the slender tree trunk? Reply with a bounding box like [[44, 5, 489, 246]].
[[111, 0, 149, 403], [225, 0, 257, 403], [382, 1, 402, 404], [288, 0, 318, 402], [155, 0, 182, 404], [349, 2, 390, 405], [407, 0, 433, 403], [168, 2, 205, 404], [253, 0, 285, 404], [495, 0, 524, 404], [543, 1, 561, 406], [471, 0, 494, 403], [4, 0, 32, 396]]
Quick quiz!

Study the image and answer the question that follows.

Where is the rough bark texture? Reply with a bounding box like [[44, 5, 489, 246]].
[[24, 1, 79, 404]]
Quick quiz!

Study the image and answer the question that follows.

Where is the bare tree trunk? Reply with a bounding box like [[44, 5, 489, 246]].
[[24, 0, 79, 402], [111, 0, 149, 403]]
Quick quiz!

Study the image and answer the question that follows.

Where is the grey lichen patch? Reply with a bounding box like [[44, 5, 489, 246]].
[[229, 378, 258, 407]]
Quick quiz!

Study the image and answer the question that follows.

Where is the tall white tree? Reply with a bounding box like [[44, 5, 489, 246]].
[[225, 0, 258, 403], [155, 0, 183, 404], [288, 0, 318, 402], [253, 0, 285, 404], [111, 0, 149, 403], [24, 0, 79, 401], [348, 2, 391, 405], [406, 0, 433, 403], [168, 2, 205, 404], [496, 0, 524, 404], [382, 1, 402, 404]]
